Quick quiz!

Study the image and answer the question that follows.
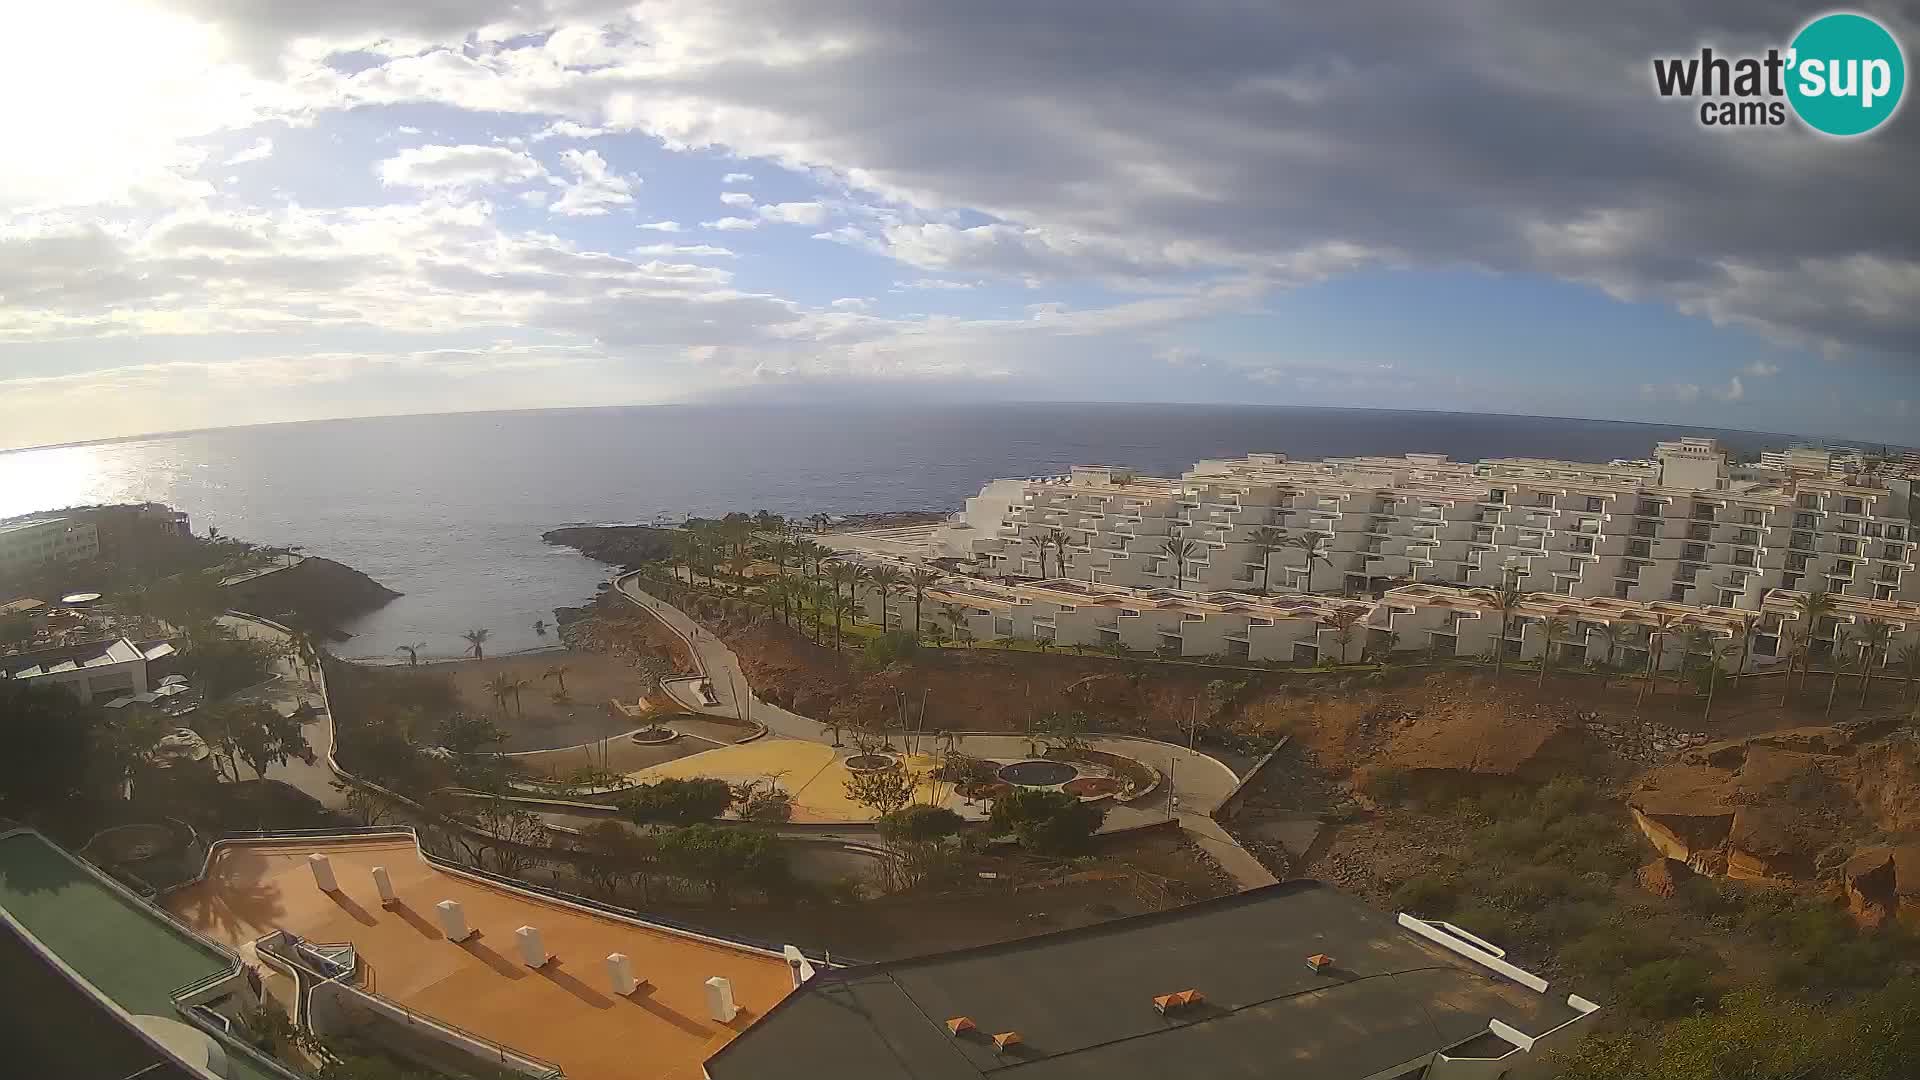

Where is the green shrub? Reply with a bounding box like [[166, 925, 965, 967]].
[[1562, 920, 1682, 980], [860, 630, 920, 670], [1616, 957, 1718, 1019], [988, 788, 1107, 854], [617, 777, 737, 824], [1489, 864, 1591, 912], [1390, 873, 1458, 916], [878, 804, 965, 844]]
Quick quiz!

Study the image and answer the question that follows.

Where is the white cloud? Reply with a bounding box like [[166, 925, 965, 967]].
[[547, 148, 635, 216], [704, 217, 759, 231], [519, 189, 550, 207], [532, 119, 608, 142], [758, 201, 827, 226], [1743, 360, 1781, 377], [377, 144, 545, 190], [1712, 376, 1745, 402], [894, 277, 977, 290], [719, 191, 755, 208], [396, 126, 423, 135], [634, 243, 735, 257], [830, 297, 870, 310], [637, 220, 683, 232], [224, 137, 275, 166], [722, 172, 754, 183]]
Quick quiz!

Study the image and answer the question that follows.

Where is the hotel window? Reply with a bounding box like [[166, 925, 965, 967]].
[[1615, 582, 1633, 599], [1799, 493, 1820, 509], [1884, 543, 1906, 561], [1692, 503, 1716, 521], [1784, 573, 1803, 590], [1683, 543, 1707, 561], [1733, 549, 1756, 567], [1891, 526, 1907, 542], [1865, 522, 1883, 538], [1688, 523, 1711, 541], [1843, 497, 1865, 515], [1840, 519, 1859, 535], [1735, 528, 1760, 545], [1670, 585, 1690, 601], [1629, 540, 1652, 558], [1536, 493, 1554, 508], [1743, 509, 1764, 525], [1721, 590, 1739, 607], [1791, 531, 1815, 550], [1488, 489, 1507, 503], [1635, 520, 1658, 538], [1572, 537, 1594, 554], [1637, 500, 1660, 515], [1840, 539, 1860, 555], [1586, 496, 1605, 512], [1880, 566, 1901, 583], [1879, 585, 1899, 601], [1794, 513, 1818, 529], [1835, 560, 1855, 575]]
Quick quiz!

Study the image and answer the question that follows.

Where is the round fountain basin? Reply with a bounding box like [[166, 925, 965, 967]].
[[997, 759, 1079, 787]]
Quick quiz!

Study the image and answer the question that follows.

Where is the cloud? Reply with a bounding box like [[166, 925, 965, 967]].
[[271, 1, 1918, 361], [637, 220, 683, 232], [719, 191, 755, 207], [703, 216, 759, 231], [1743, 360, 1781, 377], [633, 243, 735, 257], [830, 297, 869, 310], [894, 277, 977, 290], [722, 172, 754, 183], [758, 201, 827, 226], [547, 148, 634, 215], [1713, 375, 1745, 402], [224, 138, 275, 166], [377, 144, 546, 190], [532, 119, 608, 141]]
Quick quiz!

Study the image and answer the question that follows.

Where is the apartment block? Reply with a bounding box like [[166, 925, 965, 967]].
[[931, 439, 1918, 611], [0, 516, 100, 575]]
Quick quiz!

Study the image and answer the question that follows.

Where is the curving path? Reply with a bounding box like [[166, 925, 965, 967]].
[[216, 613, 345, 810], [613, 573, 1276, 888]]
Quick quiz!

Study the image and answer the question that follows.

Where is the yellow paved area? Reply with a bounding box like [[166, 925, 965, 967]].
[[625, 740, 952, 822], [165, 837, 793, 1080]]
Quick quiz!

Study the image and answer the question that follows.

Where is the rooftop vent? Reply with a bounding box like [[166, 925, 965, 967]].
[[1152, 989, 1206, 1014], [1307, 953, 1335, 974], [992, 1031, 1023, 1053], [945, 1017, 975, 1037]]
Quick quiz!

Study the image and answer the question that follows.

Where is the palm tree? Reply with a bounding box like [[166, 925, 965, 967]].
[[825, 562, 858, 643], [1779, 627, 1807, 708], [940, 603, 971, 649], [1675, 624, 1715, 689], [1727, 612, 1760, 690], [868, 566, 902, 632], [1474, 581, 1526, 683], [508, 677, 532, 717], [1788, 590, 1835, 700], [1856, 619, 1893, 709], [287, 629, 321, 679], [462, 628, 491, 660], [669, 533, 696, 585], [834, 593, 859, 649], [1246, 526, 1288, 594], [483, 673, 515, 714], [532, 618, 547, 637], [1160, 532, 1200, 591], [1023, 535, 1049, 579], [1287, 531, 1338, 594], [1323, 609, 1361, 665], [1825, 629, 1854, 719], [1591, 623, 1619, 670], [1045, 527, 1071, 580], [905, 568, 941, 642], [1638, 612, 1681, 707], [1703, 639, 1735, 723], [1538, 616, 1571, 689], [395, 642, 426, 666], [543, 664, 573, 696], [1897, 642, 1920, 710]]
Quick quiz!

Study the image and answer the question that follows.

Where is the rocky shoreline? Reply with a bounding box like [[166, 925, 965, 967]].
[[544, 508, 952, 569]]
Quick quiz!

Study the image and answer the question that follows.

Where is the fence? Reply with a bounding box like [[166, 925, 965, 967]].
[[1212, 735, 1292, 824]]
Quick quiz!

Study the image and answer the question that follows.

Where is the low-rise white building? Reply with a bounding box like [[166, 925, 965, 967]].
[[0, 637, 172, 704]]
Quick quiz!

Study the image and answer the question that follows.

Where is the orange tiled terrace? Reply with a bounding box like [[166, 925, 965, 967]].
[[164, 835, 795, 1080]]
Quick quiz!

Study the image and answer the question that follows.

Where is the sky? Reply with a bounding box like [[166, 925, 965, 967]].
[[1, 1, 1916, 452]]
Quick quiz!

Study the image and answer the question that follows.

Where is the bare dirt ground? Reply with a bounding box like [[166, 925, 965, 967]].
[[428, 650, 648, 751], [561, 591, 695, 674]]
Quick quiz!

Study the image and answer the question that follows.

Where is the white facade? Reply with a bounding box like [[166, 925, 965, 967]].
[[1, 637, 156, 703], [0, 517, 100, 575], [931, 439, 1919, 611]]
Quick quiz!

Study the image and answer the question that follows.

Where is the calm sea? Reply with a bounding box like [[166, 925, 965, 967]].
[[0, 403, 1799, 661]]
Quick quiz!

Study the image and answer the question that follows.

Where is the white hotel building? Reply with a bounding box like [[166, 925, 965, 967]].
[[916, 439, 1920, 673]]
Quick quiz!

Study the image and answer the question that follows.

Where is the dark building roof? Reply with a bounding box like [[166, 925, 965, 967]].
[[707, 881, 1583, 1080]]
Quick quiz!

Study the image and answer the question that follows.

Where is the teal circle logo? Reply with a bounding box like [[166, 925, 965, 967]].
[[1787, 12, 1906, 136]]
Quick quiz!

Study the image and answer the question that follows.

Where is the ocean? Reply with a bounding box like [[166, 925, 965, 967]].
[[0, 403, 1801, 661]]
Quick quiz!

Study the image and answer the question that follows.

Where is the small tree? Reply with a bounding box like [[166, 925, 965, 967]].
[[988, 788, 1106, 854], [733, 775, 795, 823], [618, 777, 737, 825], [658, 824, 789, 902], [844, 764, 920, 818], [877, 804, 964, 845]]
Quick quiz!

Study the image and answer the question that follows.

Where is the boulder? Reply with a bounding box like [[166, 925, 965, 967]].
[[1845, 847, 1899, 929], [1637, 857, 1695, 899]]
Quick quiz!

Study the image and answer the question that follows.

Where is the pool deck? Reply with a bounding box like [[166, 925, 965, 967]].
[[165, 835, 797, 1080]]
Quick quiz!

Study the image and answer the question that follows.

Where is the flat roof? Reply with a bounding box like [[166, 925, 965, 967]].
[[0, 830, 232, 1019], [0, 922, 200, 1080], [708, 881, 1581, 1080], [165, 836, 797, 1080], [1, 636, 144, 679]]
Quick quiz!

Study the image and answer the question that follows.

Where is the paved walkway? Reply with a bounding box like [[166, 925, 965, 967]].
[[612, 574, 1274, 888], [216, 613, 345, 809]]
